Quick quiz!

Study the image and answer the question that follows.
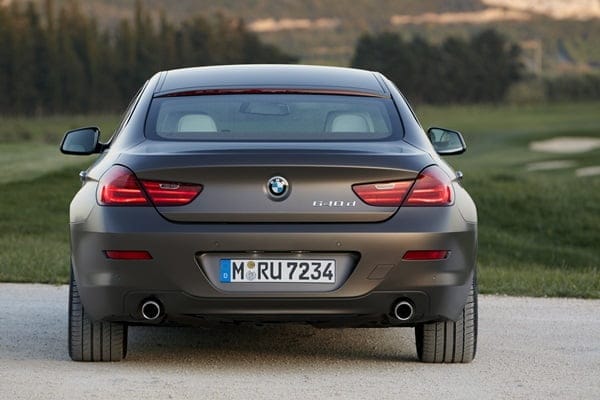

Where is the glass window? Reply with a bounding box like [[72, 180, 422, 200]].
[[145, 94, 402, 141]]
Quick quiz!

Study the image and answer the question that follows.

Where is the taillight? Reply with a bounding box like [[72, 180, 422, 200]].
[[140, 181, 202, 206], [405, 165, 453, 206], [98, 165, 149, 205], [352, 180, 413, 207], [352, 165, 453, 207], [98, 165, 202, 206]]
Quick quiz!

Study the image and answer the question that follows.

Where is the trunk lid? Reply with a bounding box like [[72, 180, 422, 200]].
[[120, 141, 431, 223]]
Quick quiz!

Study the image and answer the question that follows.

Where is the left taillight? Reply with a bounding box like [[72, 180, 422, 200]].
[[97, 165, 202, 206], [98, 165, 150, 205], [140, 180, 202, 206]]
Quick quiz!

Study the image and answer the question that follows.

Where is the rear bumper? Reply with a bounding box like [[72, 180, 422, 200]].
[[87, 286, 473, 327], [71, 204, 477, 326]]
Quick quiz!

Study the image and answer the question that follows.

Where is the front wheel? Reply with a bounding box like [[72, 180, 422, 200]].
[[68, 268, 128, 361], [414, 273, 478, 363]]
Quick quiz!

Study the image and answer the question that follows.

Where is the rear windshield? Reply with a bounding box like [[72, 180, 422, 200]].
[[145, 94, 402, 141]]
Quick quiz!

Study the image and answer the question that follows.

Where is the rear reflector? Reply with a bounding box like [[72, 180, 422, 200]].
[[402, 250, 449, 260], [352, 180, 414, 207], [97, 165, 202, 206], [105, 250, 153, 260]]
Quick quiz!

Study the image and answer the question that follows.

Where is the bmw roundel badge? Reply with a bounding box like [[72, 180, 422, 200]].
[[268, 176, 289, 197]]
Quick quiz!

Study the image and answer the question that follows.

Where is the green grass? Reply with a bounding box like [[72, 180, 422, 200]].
[[418, 102, 600, 298], [0, 115, 117, 283], [0, 105, 599, 297], [0, 166, 84, 283], [0, 143, 87, 184], [0, 114, 120, 144]]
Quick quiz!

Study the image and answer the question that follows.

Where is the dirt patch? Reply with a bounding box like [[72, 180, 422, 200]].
[[390, 8, 530, 25], [482, 0, 600, 21], [248, 18, 340, 32]]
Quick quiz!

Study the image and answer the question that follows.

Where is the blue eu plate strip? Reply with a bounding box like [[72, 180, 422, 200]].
[[220, 259, 231, 283]]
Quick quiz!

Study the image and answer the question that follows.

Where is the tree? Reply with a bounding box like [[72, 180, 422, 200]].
[[0, 1, 298, 115], [469, 29, 523, 102], [351, 29, 523, 104]]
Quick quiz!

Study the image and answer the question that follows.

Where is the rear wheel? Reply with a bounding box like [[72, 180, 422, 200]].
[[68, 268, 128, 361], [415, 273, 478, 363]]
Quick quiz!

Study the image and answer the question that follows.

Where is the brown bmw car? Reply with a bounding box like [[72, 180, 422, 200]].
[[61, 64, 477, 362]]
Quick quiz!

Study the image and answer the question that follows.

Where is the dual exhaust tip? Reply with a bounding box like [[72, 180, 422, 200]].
[[393, 300, 415, 321], [141, 299, 162, 321], [142, 298, 414, 322]]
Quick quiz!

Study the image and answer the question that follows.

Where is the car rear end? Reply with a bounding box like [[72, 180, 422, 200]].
[[70, 92, 476, 327], [65, 65, 478, 362]]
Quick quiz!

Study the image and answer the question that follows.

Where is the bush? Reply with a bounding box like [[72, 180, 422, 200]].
[[505, 79, 547, 105], [544, 74, 600, 102]]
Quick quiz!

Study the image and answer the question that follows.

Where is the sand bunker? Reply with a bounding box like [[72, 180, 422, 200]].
[[575, 166, 600, 177], [529, 137, 600, 154], [526, 160, 576, 171]]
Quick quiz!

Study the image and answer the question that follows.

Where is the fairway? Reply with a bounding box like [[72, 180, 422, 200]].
[[418, 102, 600, 297], [0, 104, 598, 297], [0, 143, 86, 185]]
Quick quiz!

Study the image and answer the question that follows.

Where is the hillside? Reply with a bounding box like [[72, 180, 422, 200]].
[[20, 0, 600, 72]]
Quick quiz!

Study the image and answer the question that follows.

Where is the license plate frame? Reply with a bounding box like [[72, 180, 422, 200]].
[[219, 258, 336, 284]]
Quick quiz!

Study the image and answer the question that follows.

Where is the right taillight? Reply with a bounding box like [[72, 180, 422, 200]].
[[352, 180, 414, 207], [352, 165, 453, 208], [405, 165, 453, 206]]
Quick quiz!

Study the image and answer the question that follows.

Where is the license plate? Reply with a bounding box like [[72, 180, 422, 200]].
[[219, 259, 336, 283]]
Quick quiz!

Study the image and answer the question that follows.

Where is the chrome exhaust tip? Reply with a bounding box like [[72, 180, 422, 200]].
[[393, 300, 415, 321], [141, 300, 162, 321]]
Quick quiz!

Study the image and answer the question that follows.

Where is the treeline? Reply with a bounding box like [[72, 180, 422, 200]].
[[506, 74, 600, 104], [1, 0, 595, 116], [351, 29, 523, 104], [0, 1, 296, 115], [544, 74, 600, 102]]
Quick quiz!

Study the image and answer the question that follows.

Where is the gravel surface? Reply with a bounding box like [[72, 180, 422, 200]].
[[0, 283, 598, 399]]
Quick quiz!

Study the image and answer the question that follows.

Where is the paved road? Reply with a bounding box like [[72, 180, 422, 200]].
[[0, 284, 598, 399]]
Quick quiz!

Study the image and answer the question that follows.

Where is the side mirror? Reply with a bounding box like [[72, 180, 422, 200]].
[[427, 127, 467, 155], [60, 127, 102, 155]]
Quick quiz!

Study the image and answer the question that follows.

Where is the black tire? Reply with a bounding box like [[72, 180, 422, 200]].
[[68, 269, 128, 361], [415, 273, 478, 363]]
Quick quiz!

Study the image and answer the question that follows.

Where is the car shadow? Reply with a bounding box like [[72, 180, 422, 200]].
[[125, 323, 417, 365]]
